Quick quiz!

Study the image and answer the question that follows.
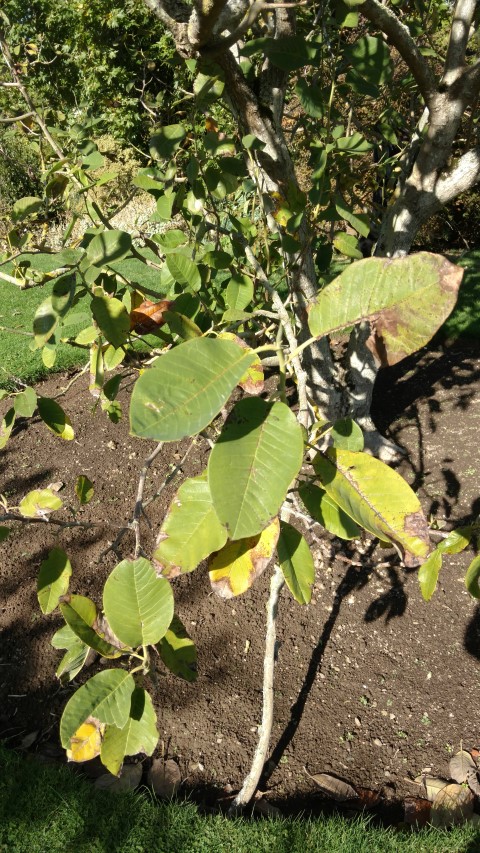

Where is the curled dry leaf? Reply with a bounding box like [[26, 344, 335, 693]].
[[130, 299, 173, 334], [431, 783, 474, 828], [415, 774, 448, 802], [310, 773, 358, 802], [449, 750, 476, 784], [147, 757, 181, 799]]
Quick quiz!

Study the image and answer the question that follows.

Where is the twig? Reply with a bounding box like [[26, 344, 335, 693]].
[[132, 442, 164, 558], [144, 437, 198, 508], [0, 513, 120, 530], [228, 563, 285, 814]]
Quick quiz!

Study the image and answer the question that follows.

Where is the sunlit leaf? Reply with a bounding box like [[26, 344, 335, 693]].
[[314, 448, 430, 566], [154, 474, 227, 577], [37, 547, 72, 614], [209, 518, 280, 598], [103, 558, 174, 647], [19, 488, 63, 518], [277, 522, 315, 604], [0, 407, 15, 450], [91, 295, 130, 348], [101, 688, 158, 776], [60, 595, 123, 658], [66, 717, 105, 763], [166, 254, 201, 291], [60, 670, 135, 749], [465, 554, 480, 599], [309, 253, 463, 366], [14, 387, 37, 418], [209, 399, 303, 540], [130, 299, 173, 334], [418, 550, 442, 601], [130, 338, 255, 441]]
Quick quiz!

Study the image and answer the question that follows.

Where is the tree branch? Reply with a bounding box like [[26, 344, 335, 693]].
[[361, 0, 437, 104], [436, 145, 480, 205], [443, 0, 477, 86], [141, 0, 190, 54]]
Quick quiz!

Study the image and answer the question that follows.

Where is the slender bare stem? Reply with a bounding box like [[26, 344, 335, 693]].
[[228, 563, 285, 814]]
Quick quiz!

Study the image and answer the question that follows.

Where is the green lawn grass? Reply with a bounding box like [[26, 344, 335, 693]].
[[1, 248, 478, 390], [1, 746, 479, 853]]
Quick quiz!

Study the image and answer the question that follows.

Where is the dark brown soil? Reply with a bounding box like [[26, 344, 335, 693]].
[[1, 339, 480, 814]]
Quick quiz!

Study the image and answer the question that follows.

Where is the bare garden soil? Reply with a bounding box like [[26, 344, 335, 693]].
[[1, 338, 480, 818]]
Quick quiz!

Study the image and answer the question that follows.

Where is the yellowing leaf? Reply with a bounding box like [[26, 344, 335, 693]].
[[208, 518, 280, 598], [19, 488, 63, 518], [314, 448, 430, 567], [66, 718, 105, 763]]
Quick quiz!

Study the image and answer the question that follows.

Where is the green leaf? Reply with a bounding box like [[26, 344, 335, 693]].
[[330, 418, 364, 451], [418, 550, 443, 601], [154, 474, 227, 577], [208, 399, 304, 540], [439, 527, 473, 555], [33, 298, 58, 347], [295, 78, 325, 118], [308, 253, 463, 365], [226, 274, 254, 311], [332, 232, 363, 259], [166, 254, 201, 292], [314, 449, 430, 566], [277, 522, 315, 605], [60, 595, 123, 658], [156, 193, 174, 221], [0, 408, 15, 450], [42, 343, 57, 368], [163, 310, 202, 340], [37, 547, 72, 614], [263, 36, 319, 70], [334, 197, 370, 237], [75, 475, 94, 505], [14, 387, 37, 418], [343, 36, 393, 86], [60, 670, 136, 749], [51, 274, 76, 315], [335, 133, 372, 155], [149, 125, 186, 159], [465, 555, 480, 599], [86, 230, 132, 267], [0, 527, 10, 543], [19, 488, 63, 518], [38, 396, 74, 440], [103, 558, 174, 648], [101, 688, 158, 776], [91, 295, 130, 348], [51, 623, 80, 650], [56, 642, 89, 684], [12, 196, 43, 222], [130, 337, 255, 441], [299, 483, 361, 540], [157, 615, 197, 682]]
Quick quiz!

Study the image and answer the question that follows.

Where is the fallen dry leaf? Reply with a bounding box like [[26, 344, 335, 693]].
[[147, 758, 181, 799], [431, 783, 474, 828], [310, 773, 357, 802], [415, 774, 448, 802], [449, 750, 476, 784], [94, 763, 142, 793]]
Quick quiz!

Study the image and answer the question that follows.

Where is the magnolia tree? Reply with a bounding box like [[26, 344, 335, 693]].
[[1, 0, 480, 809]]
